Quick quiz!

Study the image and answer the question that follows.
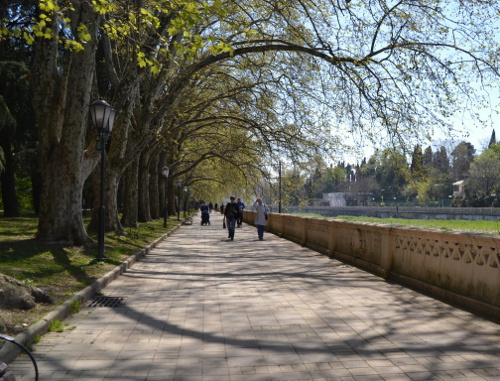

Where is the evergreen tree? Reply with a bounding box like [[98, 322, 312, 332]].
[[451, 141, 475, 180], [423, 146, 433, 169], [410, 145, 425, 180], [488, 129, 496, 148], [433, 146, 450, 173]]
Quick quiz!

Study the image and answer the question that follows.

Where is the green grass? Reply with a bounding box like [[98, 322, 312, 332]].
[[293, 213, 500, 234], [0, 212, 183, 335], [48, 319, 66, 333]]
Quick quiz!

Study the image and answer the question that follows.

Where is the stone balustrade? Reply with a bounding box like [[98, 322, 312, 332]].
[[243, 211, 500, 322]]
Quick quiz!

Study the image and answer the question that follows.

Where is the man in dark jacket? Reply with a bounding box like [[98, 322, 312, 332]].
[[224, 196, 240, 240], [236, 197, 245, 227]]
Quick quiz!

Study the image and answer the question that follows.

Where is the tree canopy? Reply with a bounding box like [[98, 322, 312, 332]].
[[1, 0, 499, 243]]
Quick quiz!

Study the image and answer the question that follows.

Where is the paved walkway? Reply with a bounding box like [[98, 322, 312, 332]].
[[7, 212, 500, 380]]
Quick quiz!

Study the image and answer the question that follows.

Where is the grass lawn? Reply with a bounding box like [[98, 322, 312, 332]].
[[0, 212, 183, 335], [293, 213, 500, 235]]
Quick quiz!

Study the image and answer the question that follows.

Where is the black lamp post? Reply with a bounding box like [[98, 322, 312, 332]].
[[90, 100, 116, 260], [183, 186, 188, 217], [162, 166, 170, 228], [278, 160, 282, 213], [177, 180, 182, 220]]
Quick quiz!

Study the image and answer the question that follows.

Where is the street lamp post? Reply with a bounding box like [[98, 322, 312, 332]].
[[177, 180, 182, 220], [90, 100, 116, 260], [278, 161, 282, 213], [183, 186, 188, 217], [162, 166, 170, 228]]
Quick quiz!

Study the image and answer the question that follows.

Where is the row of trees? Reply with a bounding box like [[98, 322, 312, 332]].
[[1, 1, 500, 245], [266, 132, 499, 208]]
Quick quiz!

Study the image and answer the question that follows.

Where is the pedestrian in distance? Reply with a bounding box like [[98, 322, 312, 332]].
[[200, 201, 209, 214], [224, 196, 240, 241], [253, 197, 270, 241], [236, 197, 245, 227], [200, 201, 210, 225]]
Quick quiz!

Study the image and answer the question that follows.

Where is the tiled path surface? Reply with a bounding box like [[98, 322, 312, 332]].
[[7, 212, 500, 380]]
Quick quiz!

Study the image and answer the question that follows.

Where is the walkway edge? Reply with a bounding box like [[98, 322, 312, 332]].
[[0, 225, 181, 364]]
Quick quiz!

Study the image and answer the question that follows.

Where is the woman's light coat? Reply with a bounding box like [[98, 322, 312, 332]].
[[253, 201, 269, 226]]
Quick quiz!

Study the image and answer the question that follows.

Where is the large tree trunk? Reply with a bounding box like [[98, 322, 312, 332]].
[[149, 150, 160, 219], [88, 162, 126, 235], [95, 62, 142, 233], [33, 3, 99, 244], [88, 165, 100, 230], [167, 179, 176, 216], [121, 157, 139, 227], [138, 148, 152, 222]]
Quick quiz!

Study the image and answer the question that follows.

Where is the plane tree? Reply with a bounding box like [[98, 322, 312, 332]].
[[142, 55, 329, 218], [1, 0, 499, 244], [103, 0, 500, 230]]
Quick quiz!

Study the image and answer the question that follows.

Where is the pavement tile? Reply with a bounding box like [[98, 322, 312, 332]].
[[381, 375, 413, 381], [6, 212, 500, 381]]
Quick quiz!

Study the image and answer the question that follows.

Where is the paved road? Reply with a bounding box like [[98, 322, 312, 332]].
[[7, 212, 500, 380]]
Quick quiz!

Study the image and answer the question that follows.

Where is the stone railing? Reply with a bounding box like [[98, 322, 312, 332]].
[[243, 211, 500, 322]]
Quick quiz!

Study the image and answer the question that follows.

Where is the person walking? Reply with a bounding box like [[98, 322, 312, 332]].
[[200, 201, 210, 225], [224, 196, 240, 240], [253, 197, 269, 241], [236, 197, 245, 227]]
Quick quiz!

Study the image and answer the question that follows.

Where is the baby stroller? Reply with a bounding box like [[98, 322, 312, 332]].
[[201, 210, 210, 225]]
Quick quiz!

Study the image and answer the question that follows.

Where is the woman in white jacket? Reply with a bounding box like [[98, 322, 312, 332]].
[[253, 197, 270, 240]]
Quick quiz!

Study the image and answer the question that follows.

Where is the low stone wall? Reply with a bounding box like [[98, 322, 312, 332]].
[[243, 211, 500, 322]]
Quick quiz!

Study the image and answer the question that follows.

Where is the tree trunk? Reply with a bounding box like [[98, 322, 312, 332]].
[[36, 157, 89, 244], [0, 130, 20, 217], [88, 158, 126, 235], [138, 148, 152, 222], [158, 151, 167, 219], [34, 3, 100, 244], [149, 150, 160, 219], [96, 63, 145, 233], [121, 157, 139, 227], [88, 165, 100, 231]]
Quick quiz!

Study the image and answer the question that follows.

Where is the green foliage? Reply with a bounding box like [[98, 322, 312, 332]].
[[451, 141, 475, 181], [2, 0, 500, 245], [463, 148, 500, 206], [14, 176, 35, 210], [70, 300, 81, 315], [488, 142, 500, 158], [48, 319, 65, 333]]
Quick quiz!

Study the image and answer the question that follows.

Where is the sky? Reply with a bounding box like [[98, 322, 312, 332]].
[[345, 88, 500, 163], [432, 98, 499, 155], [339, 119, 498, 165]]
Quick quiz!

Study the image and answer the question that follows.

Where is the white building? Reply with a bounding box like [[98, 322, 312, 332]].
[[323, 192, 346, 207], [453, 180, 465, 198]]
